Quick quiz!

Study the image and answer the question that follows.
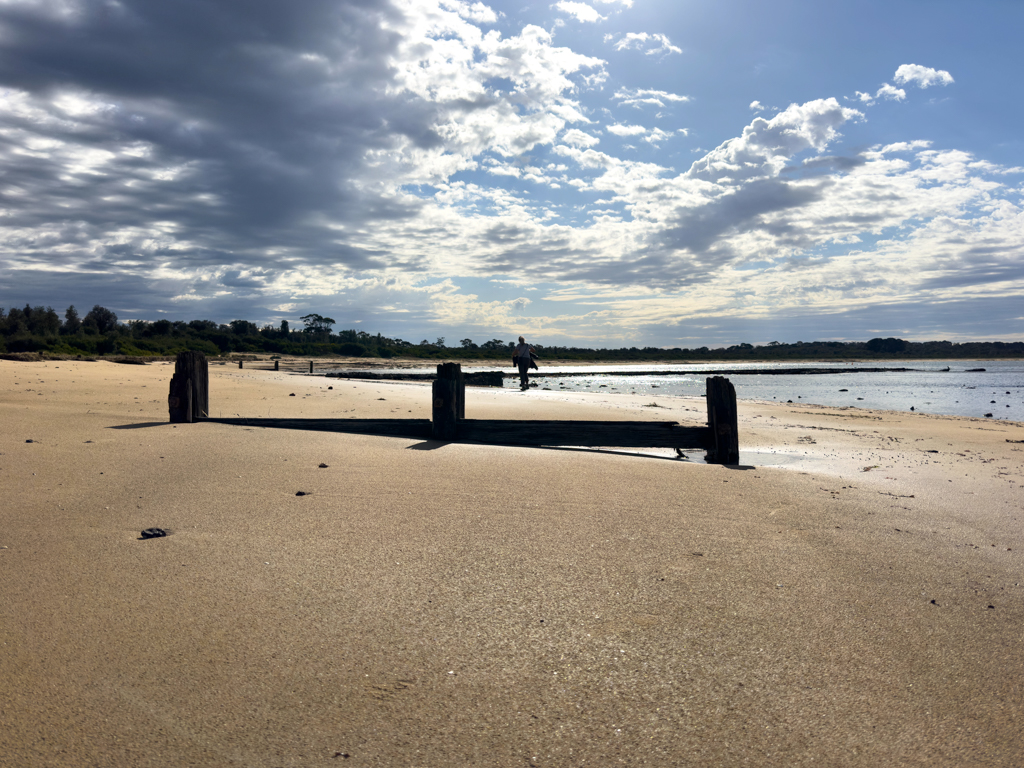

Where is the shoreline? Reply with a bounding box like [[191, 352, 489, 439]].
[[5, 350, 1024, 366], [2, 359, 1023, 766]]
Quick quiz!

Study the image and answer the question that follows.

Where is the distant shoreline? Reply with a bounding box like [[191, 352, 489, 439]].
[[3, 351, 1024, 366]]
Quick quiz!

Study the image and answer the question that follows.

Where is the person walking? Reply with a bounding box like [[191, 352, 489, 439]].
[[514, 335, 535, 391]]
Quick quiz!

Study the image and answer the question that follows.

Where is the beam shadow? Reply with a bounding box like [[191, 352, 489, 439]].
[[202, 416, 432, 441], [109, 422, 173, 430]]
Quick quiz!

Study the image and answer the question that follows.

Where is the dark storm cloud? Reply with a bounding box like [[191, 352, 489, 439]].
[[654, 177, 830, 264], [0, 0, 435, 272]]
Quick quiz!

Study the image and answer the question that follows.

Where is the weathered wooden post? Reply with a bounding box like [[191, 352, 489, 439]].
[[432, 381, 458, 440], [274, 360, 279, 371], [705, 376, 738, 464], [309, 360, 313, 374], [436, 362, 465, 420], [238, 360, 243, 369], [168, 351, 209, 423], [431, 363, 463, 440]]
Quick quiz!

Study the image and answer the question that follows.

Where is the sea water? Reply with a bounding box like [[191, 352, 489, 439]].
[[507, 360, 1024, 421]]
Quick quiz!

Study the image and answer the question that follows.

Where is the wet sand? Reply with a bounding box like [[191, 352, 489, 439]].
[[1, 359, 1022, 767]]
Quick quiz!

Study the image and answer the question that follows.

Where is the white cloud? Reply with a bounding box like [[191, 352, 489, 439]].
[[607, 123, 647, 136], [555, 1, 605, 23], [749, 101, 764, 112], [877, 140, 932, 154], [854, 83, 906, 106], [894, 64, 955, 88], [561, 128, 601, 147], [644, 128, 673, 144], [613, 87, 690, 108], [688, 99, 863, 182], [612, 32, 682, 56], [876, 83, 906, 101], [442, 0, 499, 23]]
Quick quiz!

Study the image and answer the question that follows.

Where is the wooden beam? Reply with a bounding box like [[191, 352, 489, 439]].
[[199, 416, 706, 449], [455, 420, 708, 449]]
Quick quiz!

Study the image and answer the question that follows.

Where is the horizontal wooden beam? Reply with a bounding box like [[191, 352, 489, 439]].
[[201, 416, 708, 449], [455, 420, 708, 448]]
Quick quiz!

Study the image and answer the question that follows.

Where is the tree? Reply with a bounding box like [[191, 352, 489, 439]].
[[2, 306, 26, 335], [299, 313, 335, 335], [84, 305, 118, 334], [230, 319, 258, 336], [280, 320, 289, 335], [866, 337, 908, 354], [435, 337, 445, 347], [460, 338, 476, 349], [63, 305, 82, 335], [26, 306, 60, 336]]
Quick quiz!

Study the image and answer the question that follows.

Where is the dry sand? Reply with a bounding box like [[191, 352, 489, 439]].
[[1, 359, 1022, 767]]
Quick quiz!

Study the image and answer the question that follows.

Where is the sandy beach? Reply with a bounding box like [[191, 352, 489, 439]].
[[1, 358, 1022, 767]]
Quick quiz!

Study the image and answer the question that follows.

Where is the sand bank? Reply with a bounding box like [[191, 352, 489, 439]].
[[1, 359, 1022, 767]]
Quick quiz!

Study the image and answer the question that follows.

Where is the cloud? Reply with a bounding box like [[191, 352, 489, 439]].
[[611, 33, 682, 56], [875, 83, 906, 101], [644, 127, 673, 144], [447, 1, 499, 23], [687, 99, 863, 183], [612, 87, 690, 108], [561, 128, 601, 147], [853, 83, 906, 106], [0, 1, 1019, 347], [607, 124, 647, 136], [0, 0, 606, 283], [554, 1, 605, 23], [894, 64, 955, 88]]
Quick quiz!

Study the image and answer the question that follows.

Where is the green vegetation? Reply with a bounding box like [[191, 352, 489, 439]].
[[1, 304, 1022, 361]]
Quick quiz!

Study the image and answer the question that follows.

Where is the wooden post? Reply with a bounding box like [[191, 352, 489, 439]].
[[309, 360, 313, 374], [705, 376, 738, 464], [436, 362, 465, 420], [168, 351, 208, 423], [238, 360, 243, 369], [274, 360, 279, 371], [432, 378, 458, 440]]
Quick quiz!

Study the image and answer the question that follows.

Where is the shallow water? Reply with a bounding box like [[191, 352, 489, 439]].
[[325, 360, 1024, 421], [515, 360, 1023, 420]]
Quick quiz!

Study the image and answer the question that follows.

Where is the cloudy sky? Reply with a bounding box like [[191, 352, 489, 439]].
[[1, 0, 1021, 347]]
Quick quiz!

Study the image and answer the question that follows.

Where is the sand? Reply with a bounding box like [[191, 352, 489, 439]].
[[1, 359, 1022, 767]]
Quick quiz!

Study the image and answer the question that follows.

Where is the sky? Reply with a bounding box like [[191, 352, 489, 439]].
[[0, 0, 1022, 348]]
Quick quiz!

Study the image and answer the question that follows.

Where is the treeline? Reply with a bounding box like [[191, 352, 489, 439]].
[[1, 304, 1023, 361]]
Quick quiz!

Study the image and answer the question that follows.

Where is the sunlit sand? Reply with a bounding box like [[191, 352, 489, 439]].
[[2, 359, 1022, 766]]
